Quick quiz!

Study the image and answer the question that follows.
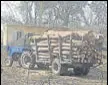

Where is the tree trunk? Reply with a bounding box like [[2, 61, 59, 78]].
[[63, 13, 69, 27]]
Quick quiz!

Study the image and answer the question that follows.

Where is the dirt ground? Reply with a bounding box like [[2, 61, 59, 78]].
[[1, 47, 107, 85]]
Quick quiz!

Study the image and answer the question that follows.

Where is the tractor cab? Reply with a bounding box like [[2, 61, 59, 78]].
[[6, 31, 35, 67]]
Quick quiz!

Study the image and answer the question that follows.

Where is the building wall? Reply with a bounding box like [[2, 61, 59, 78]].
[[2, 24, 49, 46]]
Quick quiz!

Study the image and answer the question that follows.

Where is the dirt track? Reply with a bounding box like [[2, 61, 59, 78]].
[[1, 48, 107, 85]]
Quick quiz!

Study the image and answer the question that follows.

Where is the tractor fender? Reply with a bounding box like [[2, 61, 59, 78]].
[[7, 46, 24, 58]]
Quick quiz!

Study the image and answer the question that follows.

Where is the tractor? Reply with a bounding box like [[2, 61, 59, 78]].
[[5, 32, 41, 68]]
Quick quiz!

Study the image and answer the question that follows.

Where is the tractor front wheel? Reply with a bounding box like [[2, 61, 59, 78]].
[[5, 57, 13, 67], [18, 57, 22, 67]]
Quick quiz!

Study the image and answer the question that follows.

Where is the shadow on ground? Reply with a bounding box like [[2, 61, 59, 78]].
[[20, 65, 107, 81]]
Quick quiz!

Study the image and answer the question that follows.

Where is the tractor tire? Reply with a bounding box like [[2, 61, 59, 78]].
[[37, 63, 49, 69], [73, 67, 83, 76], [21, 51, 35, 69], [52, 58, 68, 75], [18, 57, 22, 67], [29, 54, 36, 69], [5, 57, 13, 67], [82, 67, 90, 75], [73, 67, 90, 76]]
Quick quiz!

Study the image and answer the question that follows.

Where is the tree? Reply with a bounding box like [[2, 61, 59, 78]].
[[89, 1, 107, 27], [1, 1, 23, 24], [1, 1, 107, 29]]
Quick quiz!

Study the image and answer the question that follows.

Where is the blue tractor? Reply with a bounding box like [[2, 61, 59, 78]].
[[5, 32, 35, 69]]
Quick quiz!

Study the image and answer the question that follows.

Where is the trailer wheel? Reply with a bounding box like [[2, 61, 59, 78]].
[[37, 64, 49, 69], [21, 51, 35, 69], [73, 67, 90, 76], [52, 58, 68, 75], [5, 57, 13, 67], [82, 67, 90, 75], [73, 67, 83, 76]]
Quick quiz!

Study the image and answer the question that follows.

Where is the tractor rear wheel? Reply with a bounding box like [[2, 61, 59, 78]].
[[82, 67, 90, 75], [21, 51, 35, 69]]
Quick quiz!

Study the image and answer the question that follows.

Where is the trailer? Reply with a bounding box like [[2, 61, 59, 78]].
[[21, 32, 104, 76]]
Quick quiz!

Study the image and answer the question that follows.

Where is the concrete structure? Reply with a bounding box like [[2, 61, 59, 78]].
[[2, 24, 49, 46]]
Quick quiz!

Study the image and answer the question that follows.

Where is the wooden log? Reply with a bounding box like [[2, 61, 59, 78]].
[[38, 46, 48, 49], [37, 45, 48, 48], [37, 41, 58, 45], [52, 42, 57, 46], [37, 43, 48, 46], [51, 43, 58, 46], [62, 53, 70, 56], [53, 50, 59, 54], [53, 47, 59, 51], [38, 47, 49, 51], [53, 50, 70, 55], [71, 48, 78, 52], [62, 49, 70, 51], [62, 43, 70, 46], [62, 51, 70, 54], [62, 47, 70, 50], [38, 53, 50, 57], [50, 40, 58, 43], [53, 46, 70, 53], [72, 51, 78, 54], [37, 41, 48, 43], [38, 58, 50, 61], [36, 37, 58, 42], [64, 40, 71, 43], [38, 50, 49, 53], [65, 40, 82, 45]]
